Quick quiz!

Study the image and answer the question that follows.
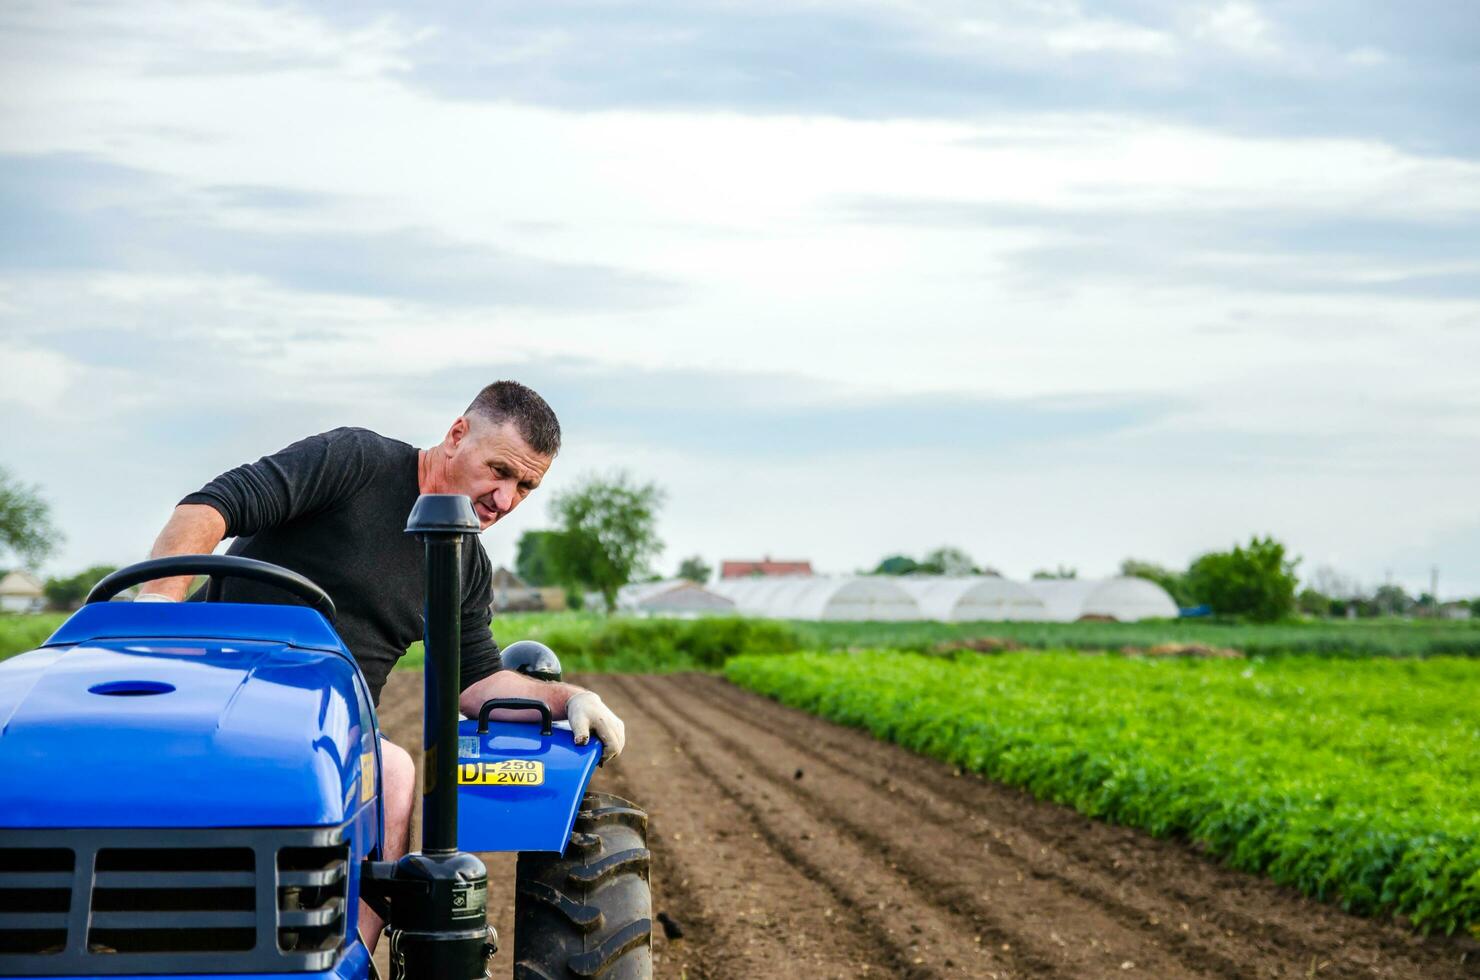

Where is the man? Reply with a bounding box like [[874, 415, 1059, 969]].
[[136, 381, 625, 951]]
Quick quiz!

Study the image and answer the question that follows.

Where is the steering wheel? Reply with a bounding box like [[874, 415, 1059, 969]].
[[86, 555, 337, 622]]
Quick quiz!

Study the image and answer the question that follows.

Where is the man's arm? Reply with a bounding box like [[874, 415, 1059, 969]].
[[459, 671, 626, 761], [137, 504, 228, 600], [136, 429, 378, 601]]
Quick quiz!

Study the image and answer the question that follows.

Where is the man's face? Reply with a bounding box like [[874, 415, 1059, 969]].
[[437, 417, 552, 530]]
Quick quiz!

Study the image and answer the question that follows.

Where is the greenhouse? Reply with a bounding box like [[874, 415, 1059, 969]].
[[895, 576, 1047, 622], [1023, 577, 1179, 622], [615, 580, 736, 616], [711, 576, 922, 621]]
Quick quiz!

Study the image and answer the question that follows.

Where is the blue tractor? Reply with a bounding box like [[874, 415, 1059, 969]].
[[0, 495, 653, 980]]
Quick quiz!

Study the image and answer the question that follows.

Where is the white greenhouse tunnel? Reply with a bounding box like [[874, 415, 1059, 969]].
[[710, 576, 922, 621], [1021, 577, 1180, 622], [894, 577, 1047, 621], [705, 575, 1178, 622], [615, 579, 737, 616]]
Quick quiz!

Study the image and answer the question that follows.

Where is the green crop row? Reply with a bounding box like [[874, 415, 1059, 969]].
[[725, 650, 1480, 936], [793, 617, 1480, 658]]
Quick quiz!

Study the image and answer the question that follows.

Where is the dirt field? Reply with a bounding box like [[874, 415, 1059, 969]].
[[375, 672, 1477, 979]]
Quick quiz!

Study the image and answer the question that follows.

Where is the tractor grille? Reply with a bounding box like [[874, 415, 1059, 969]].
[[0, 825, 352, 975], [0, 847, 73, 956], [276, 844, 349, 953], [88, 846, 257, 954]]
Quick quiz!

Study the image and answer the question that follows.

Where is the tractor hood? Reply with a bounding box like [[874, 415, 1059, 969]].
[[0, 629, 375, 829]]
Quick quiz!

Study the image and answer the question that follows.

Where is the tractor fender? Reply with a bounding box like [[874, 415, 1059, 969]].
[[454, 717, 602, 853]]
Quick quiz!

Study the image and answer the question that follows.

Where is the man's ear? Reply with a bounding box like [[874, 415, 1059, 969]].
[[445, 416, 471, 452]]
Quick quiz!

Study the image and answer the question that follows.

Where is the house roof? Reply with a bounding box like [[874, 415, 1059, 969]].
[[720, 559, 814, 579], [490, 566, 529, 589], [0, 570, 44, 597]]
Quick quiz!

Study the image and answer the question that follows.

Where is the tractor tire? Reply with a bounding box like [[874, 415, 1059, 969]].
[[513, 791, 653, 980]]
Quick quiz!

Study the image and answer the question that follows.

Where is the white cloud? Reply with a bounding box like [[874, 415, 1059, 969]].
[[2, 0, 1478, 595], [1193, 1, 1281, 60], [1345, 46, 1390, 68]]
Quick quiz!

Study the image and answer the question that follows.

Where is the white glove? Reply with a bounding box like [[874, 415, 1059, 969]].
[[566, 691, 625, 762], [134, 592, 177, 602]]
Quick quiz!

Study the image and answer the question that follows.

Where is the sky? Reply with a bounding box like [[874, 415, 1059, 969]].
[[1, 0, 1478, 596]]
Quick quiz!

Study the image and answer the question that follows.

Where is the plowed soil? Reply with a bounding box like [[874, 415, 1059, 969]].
[[375, 672, 1477, 979]]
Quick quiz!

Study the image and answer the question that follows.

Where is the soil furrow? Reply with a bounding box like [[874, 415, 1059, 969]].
[[643, 673, 1208, 979], [611, 673, 1013, 979], [686, 673, 1477, 979], [587, 673, 887, 979], [673, 672, 1252, 979]]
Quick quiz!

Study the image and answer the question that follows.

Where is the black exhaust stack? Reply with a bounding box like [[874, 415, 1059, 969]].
[[409, 493, 477, 854], [362, 494, 494, 979]]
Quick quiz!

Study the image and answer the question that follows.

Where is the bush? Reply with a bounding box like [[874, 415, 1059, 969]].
[[0, 613, 66, 661], [400, 614, 803, 674], [1186, 536, 1299, 622]]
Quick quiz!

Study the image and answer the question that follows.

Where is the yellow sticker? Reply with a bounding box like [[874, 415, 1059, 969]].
[[360, 754, 375, 803], [459, 759, 545, 786]]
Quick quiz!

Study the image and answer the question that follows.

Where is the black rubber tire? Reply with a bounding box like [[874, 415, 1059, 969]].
[[513, 792, 653, 980]]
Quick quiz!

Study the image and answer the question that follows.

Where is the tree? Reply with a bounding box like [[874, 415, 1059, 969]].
[[1371, 584, 1414, 617], [872, 555, 921, 575], [1309, 565, 1362, 600], [1031, 565, 1078, 580], [920, 546, 977, 576], [676, 556, 712, 584], [44, 565, 118, 611], [1297, 587, 1333, 617], [545, 472, 665, 613], [0, 465, 61, 568], [1184, 535, 1299, 622], [874, 547, 991, 576], [1119, 558, 1192, 606], [514, 530, 563, 586]]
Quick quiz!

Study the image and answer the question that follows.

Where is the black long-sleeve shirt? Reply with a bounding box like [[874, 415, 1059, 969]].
[[181, 427, 501, 705]]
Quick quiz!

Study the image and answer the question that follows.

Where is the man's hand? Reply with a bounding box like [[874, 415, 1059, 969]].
[[566, 691, 626, 762], [459, 671, 630, 763], [134, 593, 177, 602]]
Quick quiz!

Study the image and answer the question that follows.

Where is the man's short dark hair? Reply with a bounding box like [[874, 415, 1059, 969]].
[[466, 381, 561, 457]]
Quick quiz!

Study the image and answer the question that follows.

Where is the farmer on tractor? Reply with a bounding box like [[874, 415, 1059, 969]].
[[132, 379, 627, 952]]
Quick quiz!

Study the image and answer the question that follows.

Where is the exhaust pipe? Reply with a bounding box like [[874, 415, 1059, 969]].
[[362, 494, 493, 979], [408, 493, 478, 853]]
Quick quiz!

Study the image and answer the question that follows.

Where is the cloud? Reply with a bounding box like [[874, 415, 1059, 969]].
[[372, 358, 1175, 458], [3, 0, 1479, 593], [834, 196, 1480, 299], [282, 0, 1480, 154], [1193, 2, 1281, 60], [0, 152, 676, 309]]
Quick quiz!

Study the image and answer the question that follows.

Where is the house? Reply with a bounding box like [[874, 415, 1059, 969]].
[[0, 570, 45, 614], [489, 567, 569, 613], [720, 557, 814, 579]]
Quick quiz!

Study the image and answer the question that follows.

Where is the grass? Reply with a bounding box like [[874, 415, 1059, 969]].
[[726, 649, 1480, 936], [0, 613, 65, 659]]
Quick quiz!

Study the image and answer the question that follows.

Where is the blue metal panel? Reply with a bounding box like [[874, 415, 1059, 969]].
[[456, 718, 601, 853], [0, 630, 377, 830], [45, 601, 349, 654], [0, 941, 371, 980]]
